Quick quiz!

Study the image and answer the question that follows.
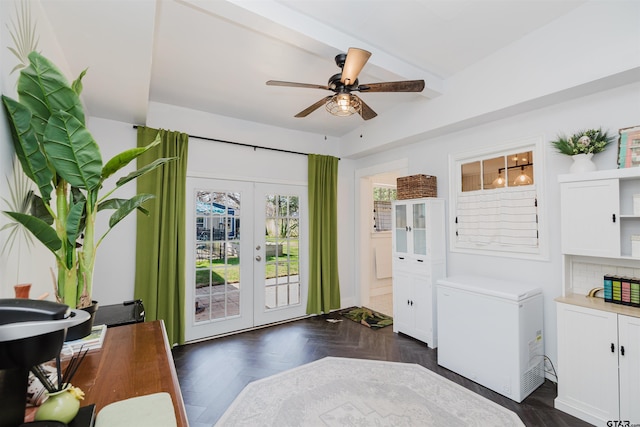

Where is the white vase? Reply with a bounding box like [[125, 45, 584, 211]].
[[569, 153, 597, 173]]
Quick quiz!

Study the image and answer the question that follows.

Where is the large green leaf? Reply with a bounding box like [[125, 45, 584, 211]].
[[108, 194, 155, 228], [101, 134, 161, 180], [18, 51, 85, 140], [115, 157, 176, 187], [2, 95, 54, 202], [30, 194, 53, 225], [3, 211, 61, 253], [98, 198, 149, 216], [66, 199, 85, 246], [43, 110, 102, 191]]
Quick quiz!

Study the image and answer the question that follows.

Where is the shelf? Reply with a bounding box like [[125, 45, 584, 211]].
[[558, 167, 640, 183], [556, 294, 640, 319]]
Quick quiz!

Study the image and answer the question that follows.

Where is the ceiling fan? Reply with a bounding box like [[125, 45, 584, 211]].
[[266, 48, 425, 120]]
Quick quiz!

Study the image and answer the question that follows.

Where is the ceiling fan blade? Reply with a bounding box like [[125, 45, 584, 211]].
[[353, 95, 377, 120], [341, 48, 371, 86], [295, 96, 333, 118], [357, 80, 425, 93], [267, 80, 330, 90]]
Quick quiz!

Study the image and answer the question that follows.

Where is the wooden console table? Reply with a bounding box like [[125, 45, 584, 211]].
[[71, 320, 188, 426]]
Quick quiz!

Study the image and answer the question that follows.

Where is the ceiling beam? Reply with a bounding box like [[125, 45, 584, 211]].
[[182, 0, 444, 98]]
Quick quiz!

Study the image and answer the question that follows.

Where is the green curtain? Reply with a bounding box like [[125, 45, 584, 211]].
[[306, 154, 341, 314], [135, 126, 189, 345]]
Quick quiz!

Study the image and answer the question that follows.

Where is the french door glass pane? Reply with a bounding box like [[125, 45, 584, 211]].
[[194, 190, 241, 322], [264, 194, 300, 310]]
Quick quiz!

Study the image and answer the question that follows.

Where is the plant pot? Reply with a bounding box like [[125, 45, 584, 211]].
[[14, 283, 31, 299], [569, 153, 597, 173], [65, 301, 99, 341], [34, 385, 80, 424]]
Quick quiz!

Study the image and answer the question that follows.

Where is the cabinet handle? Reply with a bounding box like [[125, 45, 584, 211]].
[[611, 343, 615, 353], [408, 226, 412, 232], [406, 226, 409, 231], [398, 257, 405, 260], [621, 345, 625, 356], [410, 300, 414, 306], [407, 299, 410, 306], [612, 213, 616, 223]]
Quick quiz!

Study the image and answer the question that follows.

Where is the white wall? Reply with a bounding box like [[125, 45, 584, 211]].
[[352, 81, 640, 373], [339, 0, 640, 159]]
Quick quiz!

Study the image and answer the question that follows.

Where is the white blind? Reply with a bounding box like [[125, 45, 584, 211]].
[[456, 188, 538, 250], [373, 201, 392, 231]]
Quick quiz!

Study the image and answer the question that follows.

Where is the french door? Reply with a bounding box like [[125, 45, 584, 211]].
[[184, 177, 308, 342]]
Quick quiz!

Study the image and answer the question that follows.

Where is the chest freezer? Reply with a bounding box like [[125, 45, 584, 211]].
[[436, 275, 544, 402]]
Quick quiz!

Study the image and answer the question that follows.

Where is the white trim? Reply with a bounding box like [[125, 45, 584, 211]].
[[448, 136, 549, 261]]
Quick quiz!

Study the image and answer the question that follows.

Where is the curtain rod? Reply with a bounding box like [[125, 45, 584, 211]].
[[132, 125, 336, 159]]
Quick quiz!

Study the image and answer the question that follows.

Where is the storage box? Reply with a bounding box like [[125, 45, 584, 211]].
[[397, 174, 437, 200], [632, 235, 640, 258]]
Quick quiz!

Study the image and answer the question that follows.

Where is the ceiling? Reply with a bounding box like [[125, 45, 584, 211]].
[[35, 0, 586, 138]]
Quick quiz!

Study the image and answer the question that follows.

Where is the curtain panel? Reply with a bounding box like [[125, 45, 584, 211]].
[[134, 126, 189, 345], [306, 154, 341, 314]]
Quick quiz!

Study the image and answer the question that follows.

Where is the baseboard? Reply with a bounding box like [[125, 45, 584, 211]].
[[554, 397, 607, 426], [370, 286, 392, 297]]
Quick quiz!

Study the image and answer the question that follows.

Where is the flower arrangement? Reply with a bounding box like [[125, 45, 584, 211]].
[[550, 128, 615, 156]]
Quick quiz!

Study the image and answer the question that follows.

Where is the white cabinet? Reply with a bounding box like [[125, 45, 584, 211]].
[[391, 198, 445, 348], [556, 168, 640, 425], [559, 168, 640, 259], [560, 178, 619, 257], [555, 300, 640, 426]]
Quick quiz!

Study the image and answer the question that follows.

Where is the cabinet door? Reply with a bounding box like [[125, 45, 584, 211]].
[[392, 268, 413, 334], [560, 179, 620, 256], [556, 303, 619, 425], [619, 314, 640, 423], [412, 202, 427, 256], [393, 202, 409, 255]]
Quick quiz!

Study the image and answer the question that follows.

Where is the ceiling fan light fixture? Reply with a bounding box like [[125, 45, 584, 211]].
[[326, 93, 361, 117]]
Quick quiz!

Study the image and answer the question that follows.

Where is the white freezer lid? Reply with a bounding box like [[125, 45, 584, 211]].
[[437, 275, 542, 301]]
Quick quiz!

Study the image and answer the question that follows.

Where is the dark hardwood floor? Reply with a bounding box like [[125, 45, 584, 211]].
[[172, 313, 591, 427]]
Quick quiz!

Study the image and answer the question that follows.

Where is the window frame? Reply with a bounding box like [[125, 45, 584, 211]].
[[448, 136, 548, 260]]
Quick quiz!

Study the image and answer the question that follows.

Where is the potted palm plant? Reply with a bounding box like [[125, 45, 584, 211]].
[[2, 51, 171, 337]]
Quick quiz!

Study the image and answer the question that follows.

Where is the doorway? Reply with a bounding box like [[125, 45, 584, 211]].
[[184, 177, 308, 342], [355, 160, 408, 317]]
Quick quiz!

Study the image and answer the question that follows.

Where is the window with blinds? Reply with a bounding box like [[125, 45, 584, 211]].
[[455, 188, 538, 251], [373, 200, 392, 231], [449, 138, 546, 259]]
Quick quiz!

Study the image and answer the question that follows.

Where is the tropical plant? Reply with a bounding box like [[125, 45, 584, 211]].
[[1, 158, 36, 284], [2, 51, 172, 309], [6, 0, 39, 75], [550, 128, 615, 156]]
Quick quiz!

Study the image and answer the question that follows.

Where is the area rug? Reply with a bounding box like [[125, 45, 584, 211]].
[[341, 306, 393, 329], [215, 357, 525, 426]]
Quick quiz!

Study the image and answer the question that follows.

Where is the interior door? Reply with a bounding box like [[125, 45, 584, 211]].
[[184, 178, 307, 342]]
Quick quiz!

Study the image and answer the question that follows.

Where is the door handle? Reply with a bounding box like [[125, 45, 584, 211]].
[[611, 343, 615, 353], [255, 255, 262, 261], [621, 345, 625, 356]]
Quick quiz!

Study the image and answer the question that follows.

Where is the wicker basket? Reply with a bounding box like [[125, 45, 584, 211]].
[[397, 174, 437, 199]]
